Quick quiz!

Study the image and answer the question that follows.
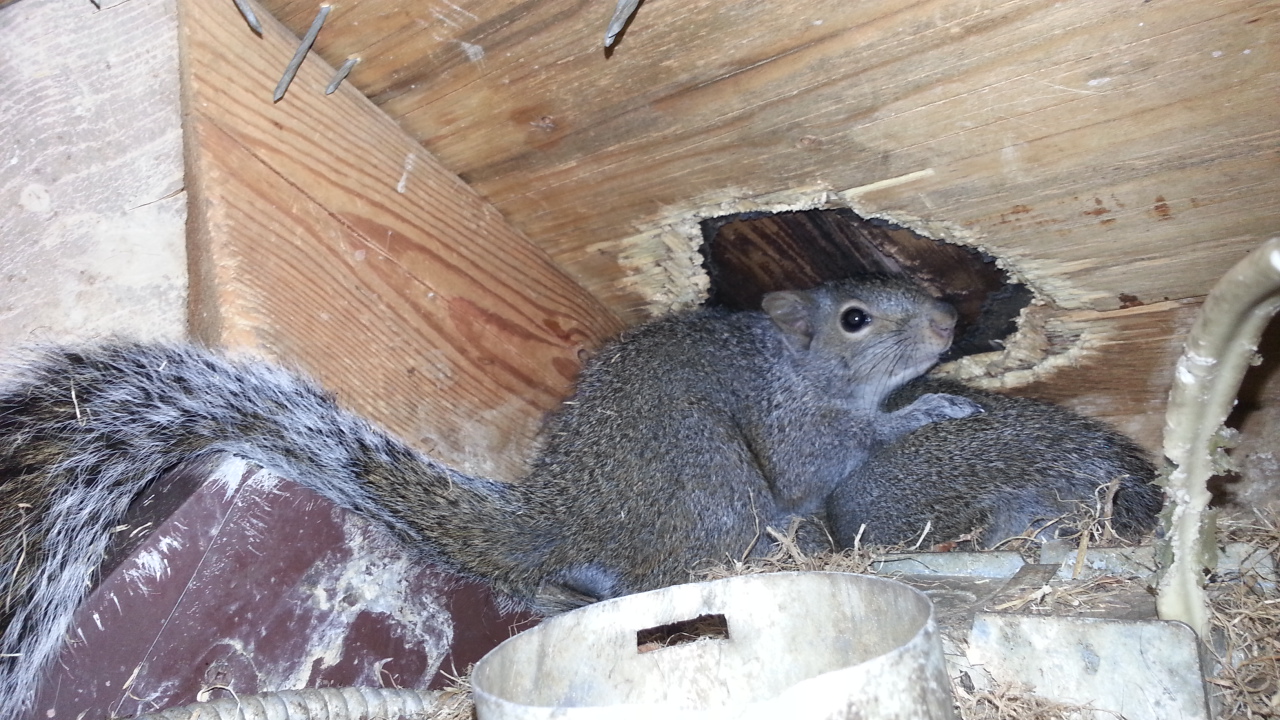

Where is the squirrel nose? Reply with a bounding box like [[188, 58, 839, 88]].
[[928, 303, 958, 343]]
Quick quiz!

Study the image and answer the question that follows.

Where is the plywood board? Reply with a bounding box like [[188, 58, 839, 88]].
[[179, 0, 623, 480], [259, 0, 1277, 324], [974, 299, 1203, 452], [243, 0, 1276, 456]]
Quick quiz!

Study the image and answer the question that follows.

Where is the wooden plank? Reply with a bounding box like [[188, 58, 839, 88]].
[[179, 0, 624, 481], [0, 0, 187, 352], [259, 0, 1276, 324], [953, 299, 1203, 452]]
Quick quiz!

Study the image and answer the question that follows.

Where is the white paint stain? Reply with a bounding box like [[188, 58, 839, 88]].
[[263, 513, 454, 692], [126, 547, 172, 584], [397, 153, 416, 194], [208, 456, 251, 501], [155, 534, 183, 554], [1187, 352, 1217, 367], [1086, 77, 1112, 87], [459, 41, 485, 62]]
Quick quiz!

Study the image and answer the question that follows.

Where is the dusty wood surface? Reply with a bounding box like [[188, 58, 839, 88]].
[[0, 0, 187, 356], [179, 0, 623, 480]]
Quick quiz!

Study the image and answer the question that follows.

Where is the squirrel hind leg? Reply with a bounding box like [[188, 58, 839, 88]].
[[980, 494, 1077, 548], [531, 563, 623, 615]]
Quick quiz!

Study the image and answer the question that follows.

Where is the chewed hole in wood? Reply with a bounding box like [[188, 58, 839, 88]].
[[699, 208, 1033, 362]]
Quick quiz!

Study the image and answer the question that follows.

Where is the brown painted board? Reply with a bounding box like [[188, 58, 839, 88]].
[[178, 0, 624, 482], [33, 453, 532, 719]]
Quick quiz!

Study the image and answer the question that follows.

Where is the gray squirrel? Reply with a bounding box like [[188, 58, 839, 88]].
[[827, 377, 1163, 548], [0, 275, 984, 715]]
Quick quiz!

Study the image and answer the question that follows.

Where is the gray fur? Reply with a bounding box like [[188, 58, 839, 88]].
[[0, 276, 975, 716], [826, 377, 1162, 548]]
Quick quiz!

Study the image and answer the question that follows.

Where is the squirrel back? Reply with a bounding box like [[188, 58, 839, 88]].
[[0, 276, 978, 715], [826, 377, 1163, 548]]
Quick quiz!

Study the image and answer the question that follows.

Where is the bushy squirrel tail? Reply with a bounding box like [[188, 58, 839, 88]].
[[0, 342, 529, 716]]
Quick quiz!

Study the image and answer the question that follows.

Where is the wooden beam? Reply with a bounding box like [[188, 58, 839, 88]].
[[178, 0, 623, 480]]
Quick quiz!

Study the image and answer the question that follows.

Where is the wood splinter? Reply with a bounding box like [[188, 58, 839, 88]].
[[273, 4, 331, 102]]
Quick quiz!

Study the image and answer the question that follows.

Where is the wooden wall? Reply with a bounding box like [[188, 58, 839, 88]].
[[179, 0, 623, 480], [260, 0, 1276, 317], [0, 0, 188, 357], [246, 0, 1277, 456]]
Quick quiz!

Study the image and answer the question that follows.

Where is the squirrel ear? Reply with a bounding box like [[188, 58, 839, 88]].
[[762, 290, 815, 351]]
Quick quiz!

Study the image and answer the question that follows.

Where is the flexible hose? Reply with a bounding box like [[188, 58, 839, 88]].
[[1158, 236, 1280, 637], [130, 687, 442, 720]]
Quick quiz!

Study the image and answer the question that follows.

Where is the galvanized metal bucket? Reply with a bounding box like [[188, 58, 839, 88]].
[[473, 571, 956, 719]]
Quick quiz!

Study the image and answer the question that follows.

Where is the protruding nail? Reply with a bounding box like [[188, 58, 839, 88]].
[[604, 0, 640, 48], [273, 4, 331, 103], [232, 0, 264, 35], [325, 57, 360, 95]]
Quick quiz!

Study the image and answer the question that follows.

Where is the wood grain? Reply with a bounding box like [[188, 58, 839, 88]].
[[1047, 302, 1203, 453], [260, 0, 1277, 325], [244, 0, 1276, 453], [952, 299, 1203, 453], [179, 0, 623, 480], [0, 0, 188, 350]]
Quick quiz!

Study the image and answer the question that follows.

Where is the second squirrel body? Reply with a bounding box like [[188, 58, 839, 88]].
[[0, 276, 981, 715], [827, 377, 1163, 548]]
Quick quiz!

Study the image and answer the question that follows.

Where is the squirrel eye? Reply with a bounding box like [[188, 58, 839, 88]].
[[840, 306, 872, 333]]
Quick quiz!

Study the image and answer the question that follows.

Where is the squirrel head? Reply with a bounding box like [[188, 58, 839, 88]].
[[761, 276, 957, 406]]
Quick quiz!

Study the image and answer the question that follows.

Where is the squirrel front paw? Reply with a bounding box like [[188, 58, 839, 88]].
[[911, 392, 985, 422], [878, 392, 984, 444]]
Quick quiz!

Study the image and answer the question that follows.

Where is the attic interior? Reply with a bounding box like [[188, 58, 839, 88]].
[[1, 0, 1278, 717], [231, 0, 1278, 469]]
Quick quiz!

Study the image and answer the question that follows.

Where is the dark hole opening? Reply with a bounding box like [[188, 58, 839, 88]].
[[636, 613, 730, 653], [699, 208, 1033, 360], [1216, 314, 1280, 506]]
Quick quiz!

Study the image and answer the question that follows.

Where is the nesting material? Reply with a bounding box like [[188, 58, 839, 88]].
[[1207, 511, 1280, 719], [422, 510, 1279, 720], [951, 681, 1113, 720]]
